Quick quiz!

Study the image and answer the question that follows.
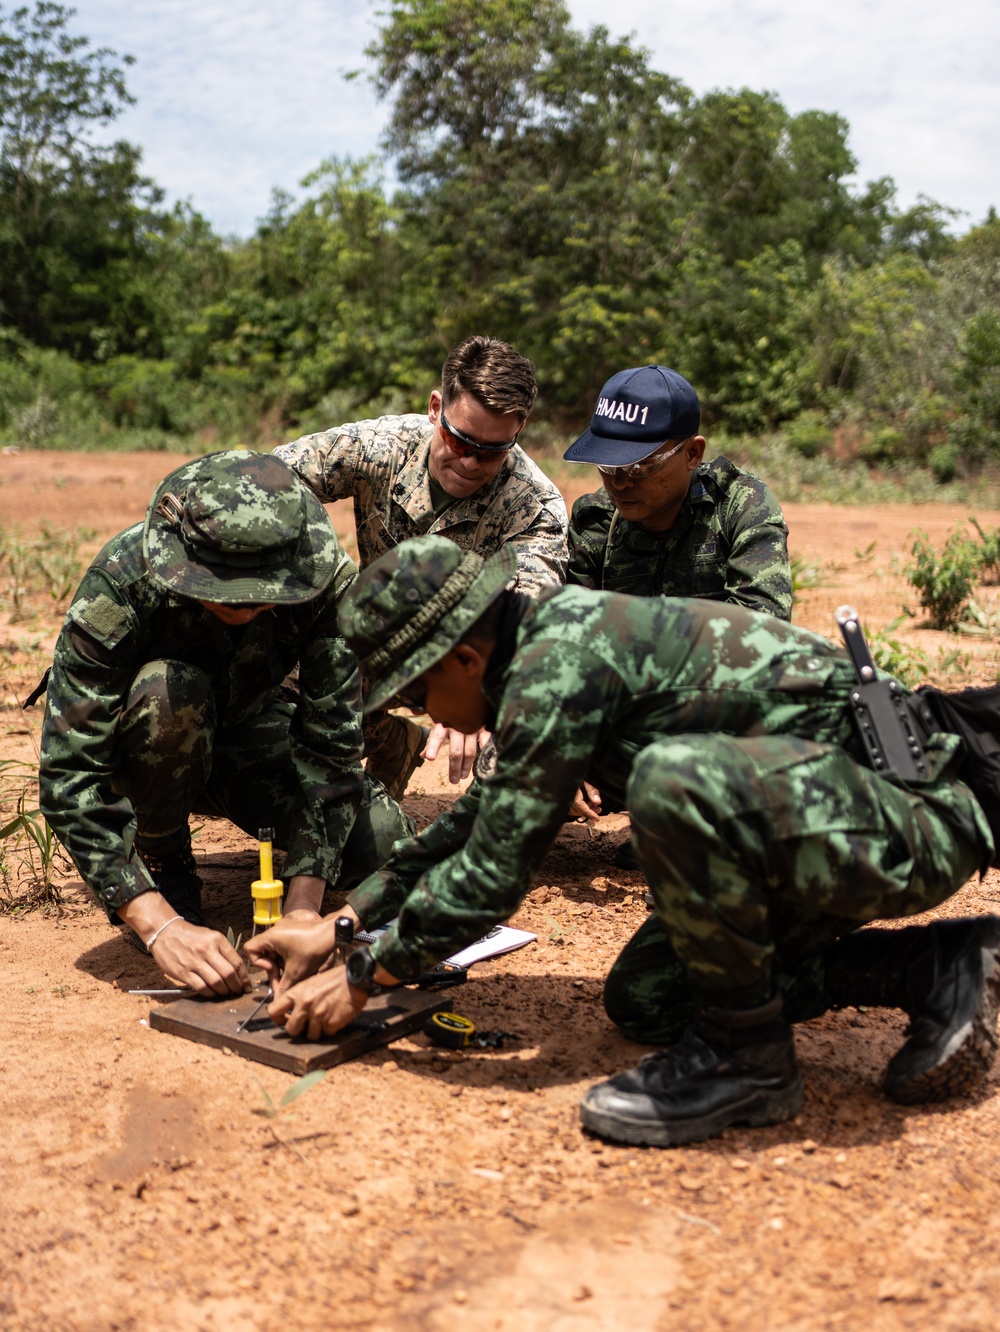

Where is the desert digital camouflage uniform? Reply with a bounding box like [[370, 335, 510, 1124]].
[[567, 456, 792, 619], [342, 567, 990, 1022], [275, 414, 569, 592], [39, 466, 412, 919]]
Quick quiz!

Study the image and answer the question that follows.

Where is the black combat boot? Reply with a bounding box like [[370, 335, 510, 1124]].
[[136, 829, 204, 928], [882, 916, 1000, 1104], [825, 916, 1000, 1104], [579, 993, 803, 1147]]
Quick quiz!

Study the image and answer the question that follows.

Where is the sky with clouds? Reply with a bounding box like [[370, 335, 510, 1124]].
[[74, 0, 1000, 237]]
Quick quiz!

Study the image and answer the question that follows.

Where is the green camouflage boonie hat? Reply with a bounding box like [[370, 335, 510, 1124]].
[[340, 535, 517, 712], [143, 449, 337, 605]]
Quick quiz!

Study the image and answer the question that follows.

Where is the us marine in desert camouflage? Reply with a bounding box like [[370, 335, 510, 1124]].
[[275, 335, 568, 797]]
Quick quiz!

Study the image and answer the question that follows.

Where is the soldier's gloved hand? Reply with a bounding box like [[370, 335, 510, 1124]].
[[423, 723, 490, 783], [244, 911, 347, 997], [152, 922, 251, 997]]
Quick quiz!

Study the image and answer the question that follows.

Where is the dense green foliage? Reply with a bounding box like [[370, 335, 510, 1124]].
[[0, 0, 998, 474]]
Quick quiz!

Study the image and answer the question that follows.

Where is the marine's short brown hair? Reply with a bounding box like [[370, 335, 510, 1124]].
[[441, 336, 537, 419]]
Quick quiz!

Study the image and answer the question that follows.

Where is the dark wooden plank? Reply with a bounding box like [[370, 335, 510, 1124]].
[[149, 986, 447, 1073]]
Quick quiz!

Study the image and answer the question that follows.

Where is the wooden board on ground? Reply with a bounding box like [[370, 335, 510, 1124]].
[[149, 986, 448, 1073]]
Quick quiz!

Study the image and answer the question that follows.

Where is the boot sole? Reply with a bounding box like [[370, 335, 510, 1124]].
[[885, 937, 1000, 1105], [579, 1077, 804, 1148]]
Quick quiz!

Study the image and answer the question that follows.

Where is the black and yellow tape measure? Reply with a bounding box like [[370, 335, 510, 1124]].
[[424, 1011, 478, 1049], [423, 1011, 519, 1051]]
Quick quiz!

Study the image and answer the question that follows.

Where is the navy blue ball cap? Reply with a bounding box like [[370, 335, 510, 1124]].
[[563, 366, 701, 466]]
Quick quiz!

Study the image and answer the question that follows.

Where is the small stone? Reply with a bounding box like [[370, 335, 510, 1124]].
[[571, 1285, 593, 1302], [878, 1277, 925, 1303], [801, 1140, 818, 1154], [341, 1202, 360, 1217], [730, 1158, 750, 1170], [678, 1174, 703, 1192], [453, 1289, 468, 1305]]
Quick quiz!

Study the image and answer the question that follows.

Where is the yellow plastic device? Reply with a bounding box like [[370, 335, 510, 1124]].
[[251, 826, 284, 930]]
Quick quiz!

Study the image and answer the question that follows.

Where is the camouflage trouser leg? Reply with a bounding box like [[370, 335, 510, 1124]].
[[623, 734, 986, 1010], [193, 695, 415, 888], [604, 910, 839, 1045], [113, 660, 414, 885], [112, 659, 214, 841]]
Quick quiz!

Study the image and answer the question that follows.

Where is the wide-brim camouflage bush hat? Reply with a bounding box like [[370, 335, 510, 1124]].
[[143, 449, 338, 605], [339, 534, 518, 712]]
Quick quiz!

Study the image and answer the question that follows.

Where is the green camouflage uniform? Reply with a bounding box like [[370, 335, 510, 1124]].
[[39, 454, 413, 919], [275, 415, 568, 591], [566, 457, 792, 619], [341, 554, 990, 1033]]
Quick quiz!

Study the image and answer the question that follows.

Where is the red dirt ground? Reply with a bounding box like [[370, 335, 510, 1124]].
[[2, 450, 1000, 1330]]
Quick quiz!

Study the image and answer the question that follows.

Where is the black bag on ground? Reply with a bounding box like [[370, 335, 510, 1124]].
[[917, 684, 1000, 865]]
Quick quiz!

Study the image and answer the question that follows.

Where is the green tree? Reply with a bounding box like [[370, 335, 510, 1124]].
[[0, 2, 166, 359]]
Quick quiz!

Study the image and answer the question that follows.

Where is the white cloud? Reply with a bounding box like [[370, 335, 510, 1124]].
[[569, 0, 1000, 225], [74, 0, 1000, 233]]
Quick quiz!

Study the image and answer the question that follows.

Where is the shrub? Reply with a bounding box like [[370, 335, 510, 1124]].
[[785, 410, 833, 459], [928, 442, 958, 483], [905, 527, 981, 628]]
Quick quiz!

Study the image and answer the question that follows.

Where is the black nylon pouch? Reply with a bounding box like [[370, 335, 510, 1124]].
[[917, 683, 1000, 865]]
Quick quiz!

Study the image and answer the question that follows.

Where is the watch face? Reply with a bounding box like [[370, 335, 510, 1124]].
[[346, 947, 372, 988]]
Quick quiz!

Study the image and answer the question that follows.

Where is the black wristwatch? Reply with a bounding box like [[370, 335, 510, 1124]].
[[345, 945, 382, 995]]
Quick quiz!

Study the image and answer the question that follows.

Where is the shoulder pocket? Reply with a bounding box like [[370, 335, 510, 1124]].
[[67, 593, 133, 649]]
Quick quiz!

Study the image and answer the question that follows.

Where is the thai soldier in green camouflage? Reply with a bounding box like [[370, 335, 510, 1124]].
[[246, 534, 1000, 1148], [562, 366, 791, 844], [38, 451, 413, 996], [274, 335, 568, 798], [564, 366, 791, 615]]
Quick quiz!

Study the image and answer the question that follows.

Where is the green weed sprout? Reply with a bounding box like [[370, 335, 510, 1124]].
[[790, 555, 823, 605], [0, 762, 65, 910], [252, 1070, 327, 1121], [869, 620, 930, 687], [252, 1070, 328, 1159]]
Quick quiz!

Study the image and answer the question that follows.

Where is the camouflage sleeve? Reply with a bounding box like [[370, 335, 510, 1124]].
[[38, 571, 158, 915], [346, 784, 483, 926], [273, 426, 364, 503], [720, 477, 792, 621], [367, 640, 625, 980], [565, 491, 611, 590], [282, 557, 367, 882], [502, 494, 569, 595]]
